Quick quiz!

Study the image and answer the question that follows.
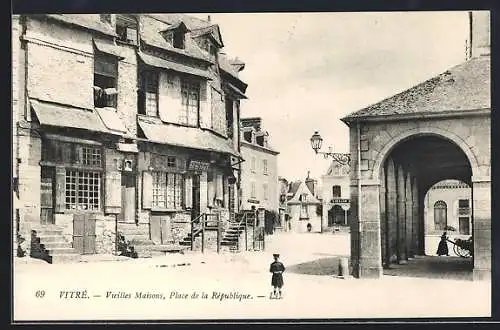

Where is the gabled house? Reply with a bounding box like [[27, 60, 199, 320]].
[[286, 173, 322, 233]]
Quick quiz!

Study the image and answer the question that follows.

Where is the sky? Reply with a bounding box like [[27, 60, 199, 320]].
[[193, 12, 470, 182]]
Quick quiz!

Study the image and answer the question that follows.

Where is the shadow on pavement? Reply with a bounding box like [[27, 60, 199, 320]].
[[383, 256, 473, 281], [286, 257, 350, 276]]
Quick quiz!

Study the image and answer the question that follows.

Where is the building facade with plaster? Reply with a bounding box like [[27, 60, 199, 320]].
[[239, 118, 280, 224], [12, 14, 248, 261]]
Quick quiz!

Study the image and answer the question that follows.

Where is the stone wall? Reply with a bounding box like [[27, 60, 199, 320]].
[[95, 214, 116, 254]]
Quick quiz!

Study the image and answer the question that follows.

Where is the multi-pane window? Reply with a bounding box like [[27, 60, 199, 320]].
[[263, 159, 268, 175], [458, 199, 470, 215], [251, 157, 256, 172], [434, 200, 447, 231], [116, 15, 138, 45], [81, 147, 102, 166], [263, 183, 268, 200], [251, 181, 256, 199], [180, 79, 199, 126], [332, 185, 341, 198], [167, 156, 176, 167], [459, 217, 470, 235], [151, 172, 184, 209], [300, 204, 308, 219], [65, 170, 101, 211], [94, 53, 118, 108], [141, 70, 159, 117]]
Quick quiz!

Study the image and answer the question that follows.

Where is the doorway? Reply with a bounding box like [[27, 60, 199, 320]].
[[118, 172, 136, 223], [73, 213, 96, 254], [40, 167, 55, 225]]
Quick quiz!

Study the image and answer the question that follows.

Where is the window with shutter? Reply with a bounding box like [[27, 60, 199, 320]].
[[116, 15, 138, 45], [94, 53, 118, 108]]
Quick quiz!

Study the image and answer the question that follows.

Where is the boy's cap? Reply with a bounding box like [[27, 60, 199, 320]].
[[273, 254, 280, 257]]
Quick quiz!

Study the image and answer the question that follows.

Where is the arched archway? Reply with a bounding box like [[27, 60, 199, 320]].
[[328, 205, 346, 226], [378, 134, 475, 278]]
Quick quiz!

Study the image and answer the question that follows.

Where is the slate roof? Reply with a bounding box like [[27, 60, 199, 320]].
[[342, 56, 491, 122], [288, 181, 302, 197], [137, 116, 239, 157], [45, 14, 117, 37], [140, 15, 211, 63], [190, 25, 224, 47]]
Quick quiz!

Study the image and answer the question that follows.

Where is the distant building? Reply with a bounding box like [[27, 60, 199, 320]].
[[286, 173, 322, 233], [424, 180, 472, 256], [239, 117, 280, 226], [320, 159, 351, 230], [277, 176, 290, 231]]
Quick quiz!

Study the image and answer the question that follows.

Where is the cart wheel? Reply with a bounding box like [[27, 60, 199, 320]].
[[456, 246, 470, 258]]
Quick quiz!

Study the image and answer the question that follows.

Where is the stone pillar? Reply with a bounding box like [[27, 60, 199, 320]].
[[386, 158, 398, 264], [349, 178, 360, 277], [396, 164, 407, 263], [200, 171, 208, 214], [412, 177, 421, 256], [405, 173, 414, 259], [418, 191, 426, 255], [379, 165, 387, 267], [322, 201, 329, 231], [357, 181, 383, 278], [471, 177, 491, 281]]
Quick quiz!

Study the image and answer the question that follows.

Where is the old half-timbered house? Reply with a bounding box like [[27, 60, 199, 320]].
[[12, 14, 248, 262]]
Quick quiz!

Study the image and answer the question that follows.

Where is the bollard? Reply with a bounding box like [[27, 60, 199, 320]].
[[338, 257, 349, 278]]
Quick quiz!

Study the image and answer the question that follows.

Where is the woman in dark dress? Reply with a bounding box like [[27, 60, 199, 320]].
[[270, 254, 285, 299], [436, 231, 449, 256]]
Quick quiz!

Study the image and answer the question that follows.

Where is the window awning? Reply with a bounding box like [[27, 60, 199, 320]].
[[30, 99, 129, 137], [138, 117, 239, 157], [226, 82, 247, 99], [93, 39, 125, 59], [137, 52, 213, 80], [95, 107, 128, 134]]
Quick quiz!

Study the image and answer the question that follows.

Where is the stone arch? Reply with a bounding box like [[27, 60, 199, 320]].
[[372, 127, 480, 182]]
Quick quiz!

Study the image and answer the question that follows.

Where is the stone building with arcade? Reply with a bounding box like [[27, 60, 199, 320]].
[[341, 11, 490, 280], [12, 13, 248, 261]]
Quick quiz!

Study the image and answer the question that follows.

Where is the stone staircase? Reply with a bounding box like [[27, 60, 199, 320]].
[[30, 225, 81, 264], [118, 223, 185, 258]]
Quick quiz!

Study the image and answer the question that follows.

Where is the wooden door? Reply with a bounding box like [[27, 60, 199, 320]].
[[119, 173, 136, 223], [73, 214, 96, 254], [150, 214, 173, 245], [150, 214, 162, 244], [192, 174, 201, 220], [40, 167, 55, 225]]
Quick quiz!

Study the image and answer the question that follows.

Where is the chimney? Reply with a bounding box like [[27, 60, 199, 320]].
[[207, 15, 211, 23], [305, 171, 315, 196], [470, 11, 490, 58]]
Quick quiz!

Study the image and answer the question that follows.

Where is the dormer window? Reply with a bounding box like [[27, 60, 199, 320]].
[[173, 31, 185, 49], [100, 14, 112, 24], [116, 14, 138, 45], [163, 22, 189, 50], [201, 38, 217, 56]]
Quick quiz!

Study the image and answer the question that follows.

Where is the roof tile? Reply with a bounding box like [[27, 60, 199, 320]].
[[342, 56, 491, 121]]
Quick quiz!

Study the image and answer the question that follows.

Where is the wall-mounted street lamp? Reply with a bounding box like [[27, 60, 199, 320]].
[[310, 131, 351, 165]]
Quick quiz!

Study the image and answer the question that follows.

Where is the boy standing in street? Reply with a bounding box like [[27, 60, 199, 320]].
[[269, 253, 285, 299]]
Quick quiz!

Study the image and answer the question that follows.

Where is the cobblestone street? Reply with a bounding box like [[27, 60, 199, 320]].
[[13, 232, 490, 320]]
